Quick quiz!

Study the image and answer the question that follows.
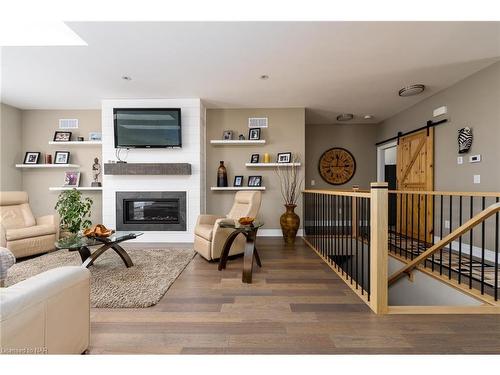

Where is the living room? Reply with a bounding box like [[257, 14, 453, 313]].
[[1, 0, 500, 372]]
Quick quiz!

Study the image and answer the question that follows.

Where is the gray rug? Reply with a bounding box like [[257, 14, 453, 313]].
[[5, 248, 196, 308]]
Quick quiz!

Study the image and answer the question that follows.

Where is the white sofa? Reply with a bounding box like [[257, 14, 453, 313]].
[[0, 266, 90, 354]]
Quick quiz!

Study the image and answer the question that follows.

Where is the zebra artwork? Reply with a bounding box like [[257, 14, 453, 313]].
[[458, 127, 473, 154]]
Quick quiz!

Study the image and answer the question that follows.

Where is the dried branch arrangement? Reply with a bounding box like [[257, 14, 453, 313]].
[[274, 156, 303, 205]]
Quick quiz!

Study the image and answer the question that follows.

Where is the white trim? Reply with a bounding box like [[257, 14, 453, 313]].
[[245, 163, 301, 167], [211, 186, 266, 191], [49, 187, 102, 191], [376, 140, 397, 182], [210, 140, 266, 145], [48, 141, 102, 146], [16, 164, 80, 168]]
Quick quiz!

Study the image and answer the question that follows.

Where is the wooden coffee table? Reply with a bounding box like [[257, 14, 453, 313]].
[[56, 231, 143, 268], [217, 220, 264, 283]]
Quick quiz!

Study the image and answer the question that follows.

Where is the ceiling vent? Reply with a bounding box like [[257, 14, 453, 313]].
[[398, 84, 425, 97], [336, 113, 354, 121], [59, 119, 79, 129], [248, 117, 268, 128]]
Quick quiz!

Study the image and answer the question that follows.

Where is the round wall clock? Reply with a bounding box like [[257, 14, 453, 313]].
[[318, 147, 356, 185]]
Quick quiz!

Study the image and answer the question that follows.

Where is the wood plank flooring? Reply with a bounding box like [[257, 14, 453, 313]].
[[89, 238, 500, 354]]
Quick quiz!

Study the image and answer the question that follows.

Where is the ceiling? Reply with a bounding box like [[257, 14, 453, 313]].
[[2, 22, 499, 124]]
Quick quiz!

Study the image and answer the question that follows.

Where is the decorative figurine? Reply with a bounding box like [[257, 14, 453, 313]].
[[91, 157, 102, 187], [239, 134, 246, 140]]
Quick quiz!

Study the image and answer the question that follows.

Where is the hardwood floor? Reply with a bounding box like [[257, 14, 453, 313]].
[[89, 238, 500, 354]]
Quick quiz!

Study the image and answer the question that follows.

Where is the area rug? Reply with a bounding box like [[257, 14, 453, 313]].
[[5, 248, 196, 308]]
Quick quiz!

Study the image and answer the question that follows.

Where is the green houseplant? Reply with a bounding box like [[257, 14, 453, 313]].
[[55, 189, 93, 235]]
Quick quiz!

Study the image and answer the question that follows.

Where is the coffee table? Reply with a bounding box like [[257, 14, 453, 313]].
[[55, 231, 143, 268], [218, 220, 264, 283]]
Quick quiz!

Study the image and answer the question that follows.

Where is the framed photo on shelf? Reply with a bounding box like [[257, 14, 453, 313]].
[[63, 171, 80, 187], [54, 151, 70, 164], [233, 175, 244, 187], [248, 175, 262, 187], [248, 128, 261, 140], [53, 131, 72, 142], [23, 152, 41, 164], [250, 154, 260, 163], [222, 130, 233, 140], [89, 132, 102, 141], [277, 152, 292, 163]]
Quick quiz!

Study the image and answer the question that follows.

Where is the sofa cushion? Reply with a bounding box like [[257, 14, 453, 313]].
[[6, 225, 56, 241], [194, 224, 213, 241]]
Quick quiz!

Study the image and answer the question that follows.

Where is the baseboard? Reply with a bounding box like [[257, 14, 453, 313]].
[[257, 229, 304, 237]]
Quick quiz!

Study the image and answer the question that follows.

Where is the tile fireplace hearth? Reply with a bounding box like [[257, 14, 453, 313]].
[[116, 191, 187, 231]]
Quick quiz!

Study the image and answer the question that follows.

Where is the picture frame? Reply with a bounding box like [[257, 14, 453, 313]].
[[23, 152, 41, 164], [63, 171, 80, 187], [54, 151, 70, 164], [248, 128, 261, 140], [89, 132, 102, 141], [248, 175, 262, 187], [277, 152, 292, 163], [233, 175, 244, 187], [223, 130, 233, 140], [53, 131, 72, 142], [250, 154, 260, 163]]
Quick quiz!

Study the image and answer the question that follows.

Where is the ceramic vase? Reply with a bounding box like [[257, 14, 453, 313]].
[[280, 204, 300, 245]]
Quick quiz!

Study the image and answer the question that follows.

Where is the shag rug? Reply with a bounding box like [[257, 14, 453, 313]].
[[5, 248, 196, 308]]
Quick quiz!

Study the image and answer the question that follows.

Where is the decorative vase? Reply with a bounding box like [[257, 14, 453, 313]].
[[280, 204, 300, 245], [217, 161, 228, 187], [264, 153, 271, 163]]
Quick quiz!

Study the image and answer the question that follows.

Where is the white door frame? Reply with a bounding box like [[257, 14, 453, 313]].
[[376, 140, 398, 182]]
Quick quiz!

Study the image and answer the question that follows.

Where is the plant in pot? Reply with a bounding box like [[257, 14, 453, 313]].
[[275, 156, 303, 245], [55, 189, 93, 238]]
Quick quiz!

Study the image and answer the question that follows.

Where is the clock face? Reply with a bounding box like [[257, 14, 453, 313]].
[[318, 148, 356, 185]]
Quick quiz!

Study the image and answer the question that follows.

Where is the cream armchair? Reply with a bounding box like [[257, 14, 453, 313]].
[[0, 191, 60, 259], [0, 266, 90, 354], [194, 191, 262, 261]]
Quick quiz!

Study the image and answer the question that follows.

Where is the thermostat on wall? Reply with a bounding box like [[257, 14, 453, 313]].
[[469, 154, 481, 163]]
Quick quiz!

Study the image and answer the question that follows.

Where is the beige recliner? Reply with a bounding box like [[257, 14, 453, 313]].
[[194, 191, 262, 261], [0, 191, 59, 259]]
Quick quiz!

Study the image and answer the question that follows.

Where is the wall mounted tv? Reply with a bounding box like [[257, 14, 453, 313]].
[[114, 108, 182, 148]]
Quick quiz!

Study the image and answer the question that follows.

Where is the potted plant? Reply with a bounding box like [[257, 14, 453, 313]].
[[55, 189, 93, 237], [275, 156, 303, 245]]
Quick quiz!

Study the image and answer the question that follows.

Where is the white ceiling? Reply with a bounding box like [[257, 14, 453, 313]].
[[2, 22, 500, 124]]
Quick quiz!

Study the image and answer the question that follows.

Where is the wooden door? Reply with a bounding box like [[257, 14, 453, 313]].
[[396, 128, 434, 243]]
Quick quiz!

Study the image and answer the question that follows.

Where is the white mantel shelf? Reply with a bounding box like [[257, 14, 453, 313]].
[[210, 140, 266, 145], [49, 187, 102, 191], [48, 141, 102, 146], [211, 186, 266, 191], [245, 162, 301, 167], [16, 164, 80, 168]]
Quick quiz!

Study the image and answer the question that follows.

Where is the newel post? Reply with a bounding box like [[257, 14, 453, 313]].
[[370, 182, 388, 314]]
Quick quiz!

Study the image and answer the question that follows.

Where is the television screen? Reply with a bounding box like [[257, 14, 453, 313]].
[[114, 108, 182, 148]]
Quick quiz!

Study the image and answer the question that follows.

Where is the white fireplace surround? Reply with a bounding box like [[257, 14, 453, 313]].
[[101, 99, 206, 242]]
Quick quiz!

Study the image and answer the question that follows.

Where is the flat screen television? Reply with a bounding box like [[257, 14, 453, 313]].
[[114, 108, 182, 148]]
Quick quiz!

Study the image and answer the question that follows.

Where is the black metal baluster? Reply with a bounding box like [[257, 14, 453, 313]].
[[458, 196, 463, 284], [350, 196, 353, 283], [405, 194, 409, 259], [449, 195, 453, 280], [424, 194, 428, 268], [440, 194, 444, 275], [495, 197, 499, 301], [335, 195, 338, 270], [469, 196, 474, 289], [481, 196, 485, 295], [399, 193, 403, 256], [367, 196, 371, 301], [432, 194, 435, 271], [355, 197, 359, 289], [361, 198, 365, 295], [410, 193, 414, 260], [417, 194, 421, 260]]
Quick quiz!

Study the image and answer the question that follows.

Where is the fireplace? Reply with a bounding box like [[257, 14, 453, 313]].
[[116, 192, 186, 231]]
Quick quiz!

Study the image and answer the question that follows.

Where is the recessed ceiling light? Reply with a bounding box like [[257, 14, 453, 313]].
[[398, 84, 425, 97], [364, 115, 374, 120], [259, 75, 269, 80], [336, 113, 354, 121], [121, 75, 132, 81]]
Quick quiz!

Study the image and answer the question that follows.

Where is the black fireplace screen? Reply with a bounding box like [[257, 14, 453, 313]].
[[124, 199, 180, 224]]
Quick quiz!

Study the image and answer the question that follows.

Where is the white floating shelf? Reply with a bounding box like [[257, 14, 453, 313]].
[[245, 162, 301, 167], [48, 141, 102, 146], [16, 164, 80, 169], [210, 140, 266, 145], [210, 186, 266, 191], [49, 187, 102, 191]]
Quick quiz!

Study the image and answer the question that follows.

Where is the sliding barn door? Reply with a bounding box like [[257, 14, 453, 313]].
[[396, 128, 434, 243]]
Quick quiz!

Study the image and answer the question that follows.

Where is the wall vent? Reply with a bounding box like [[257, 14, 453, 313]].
[[248, 117, 268, 128], [59, 119, 79, 129]]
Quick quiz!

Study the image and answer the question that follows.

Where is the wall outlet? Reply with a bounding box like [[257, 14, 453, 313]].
[[311, 179, 316, 186], [444, 220, 450, 229], [433, 106, 447, 117], [469, 154, 481, 163], [457, 156, 463, 165], [474, 175, 481, 184]]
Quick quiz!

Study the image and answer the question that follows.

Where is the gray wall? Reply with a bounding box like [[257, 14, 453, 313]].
[[378, 61, 500, 192], [305, 123, 378, 190], [0, 103, 23, 190]]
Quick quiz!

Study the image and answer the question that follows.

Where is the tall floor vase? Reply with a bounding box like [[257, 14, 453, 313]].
[[280, 204, 300, 245]]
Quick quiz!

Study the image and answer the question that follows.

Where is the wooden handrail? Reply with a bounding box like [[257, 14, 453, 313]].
[[388, 190, 500, 197], [388, 202, 500, 286], [302, 189, 371, 198]]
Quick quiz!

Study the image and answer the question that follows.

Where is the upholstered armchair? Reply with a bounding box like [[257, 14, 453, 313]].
[[0, 191, 60, 259], [194, 191, 262, 261]]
